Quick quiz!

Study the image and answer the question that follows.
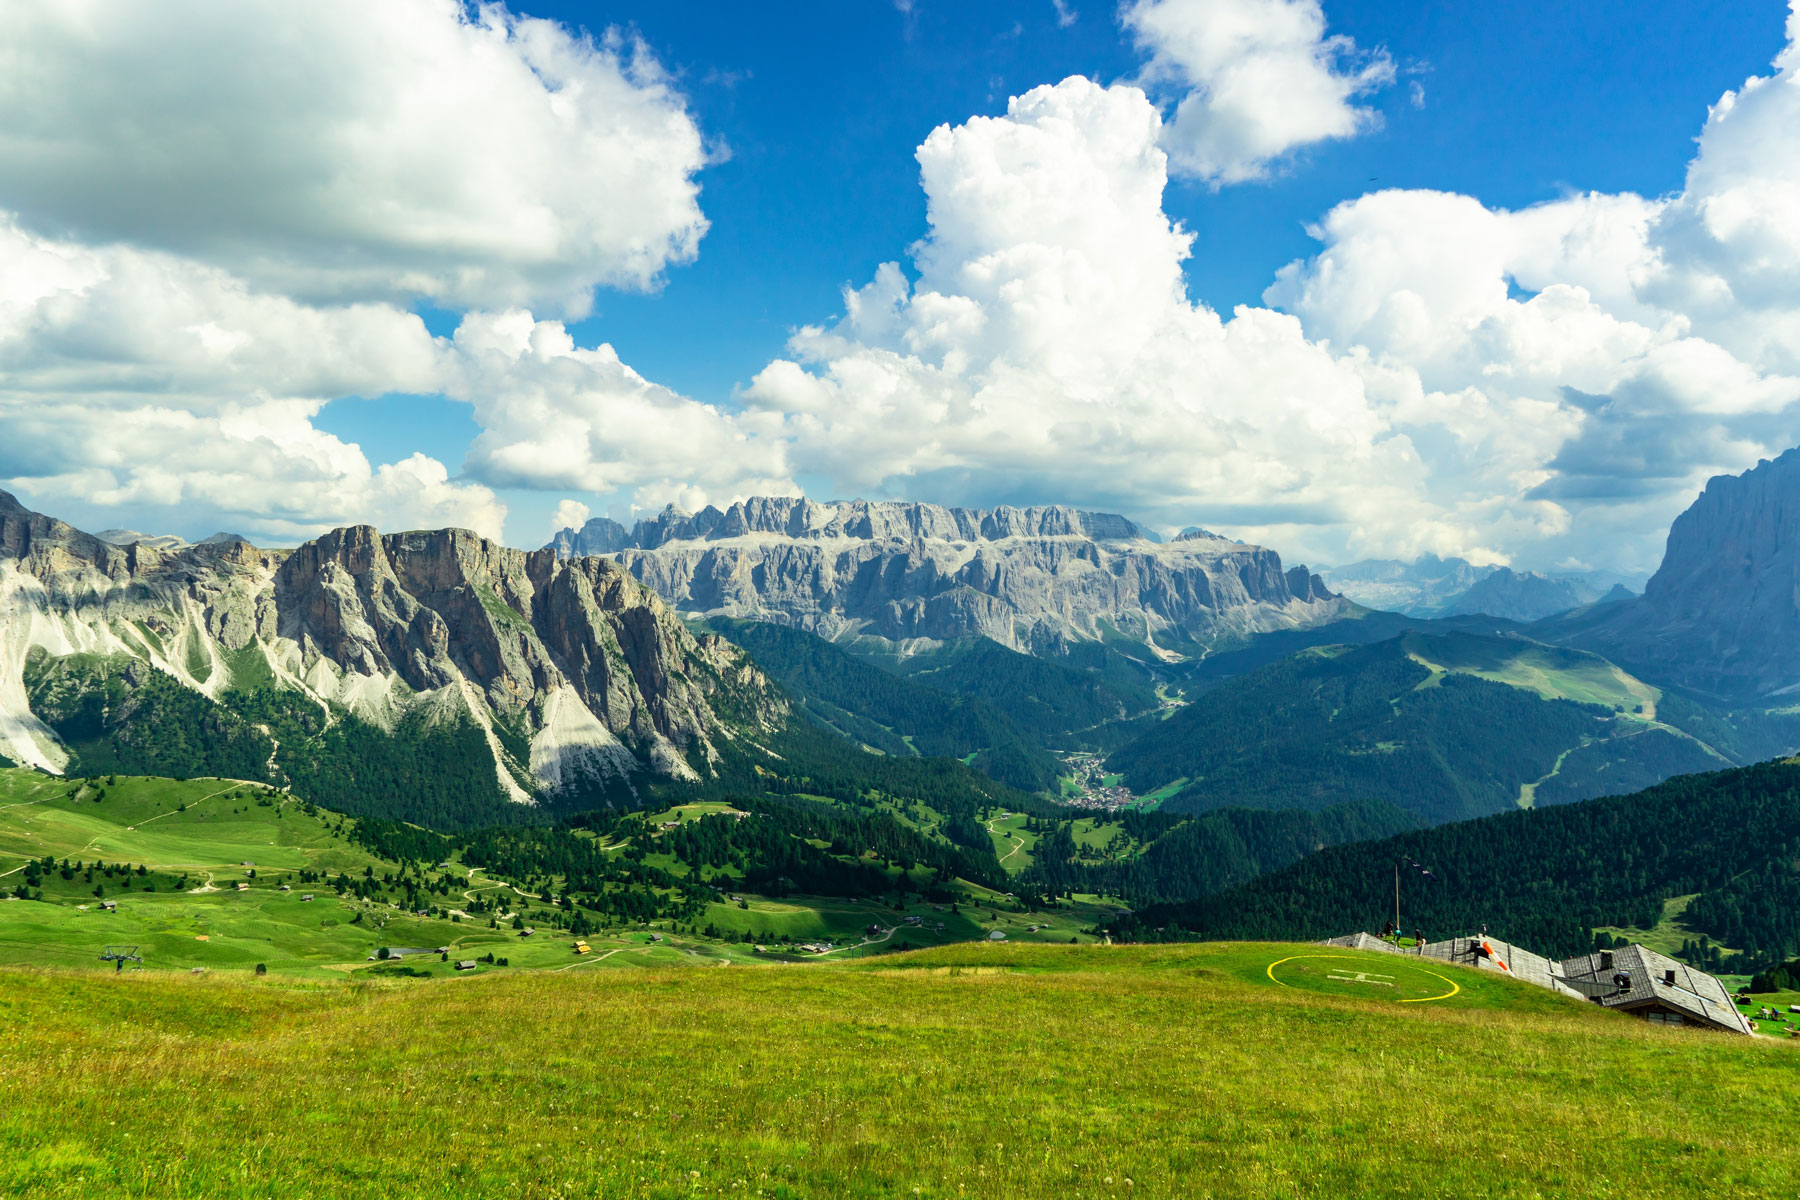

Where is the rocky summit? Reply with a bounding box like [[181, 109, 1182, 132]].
[[0, 490, 785, 799], [548, 497, 1344, 655], [1563, 449, 1800, 699]]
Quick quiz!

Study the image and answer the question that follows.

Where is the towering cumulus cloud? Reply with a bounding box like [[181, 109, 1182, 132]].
[[1267, 0, 1800, 568], [733, 6, 1800, 572], [742, 77, 1462, 563]]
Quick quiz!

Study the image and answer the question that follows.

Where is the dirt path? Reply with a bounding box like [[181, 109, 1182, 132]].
[[816, 923, 902, 959], [131, 783, 242, 831], [987, 816, 1026, 866], [551, 945, 635, 970]]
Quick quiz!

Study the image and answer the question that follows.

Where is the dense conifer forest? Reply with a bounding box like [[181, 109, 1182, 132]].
[[701, 619, 1065, 790], [1113, 760, 1800, 968], [1110, 638, 1638, 824], [1018, 799, 1416, 904]]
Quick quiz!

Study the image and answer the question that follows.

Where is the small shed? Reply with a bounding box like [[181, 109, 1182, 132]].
[[300, 894, 315, 902], [455, 960, 476, 971], [100, 900, 118, 912], [235, 882, 249, 892], [278, 884, 291, 892]]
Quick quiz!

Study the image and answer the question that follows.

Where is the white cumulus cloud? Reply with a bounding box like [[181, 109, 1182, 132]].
[[0, 218, 504, 542], [0, 0, 708, 315], [1123, 0, 1395, 184], [449, 310, 797, 515], [550, 500, 592, 536], [1263, 5, 1800, 571], [712, 6, 1800, 574], [738, 78, 1469, 565]]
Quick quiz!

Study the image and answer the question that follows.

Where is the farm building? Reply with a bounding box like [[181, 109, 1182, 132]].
[[235, 882, 249, 892], [1324, 932, 1751, 1035], [455, 960, 476, 971], [1556, 945, 1751, 1034], [300, 894, 314, 902], [573, 941, 591, 955]]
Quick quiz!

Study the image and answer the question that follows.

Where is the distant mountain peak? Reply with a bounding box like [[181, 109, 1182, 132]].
[[0, 491, 788, 807], [1568, 447, 1800, 697], [546, 495, 1342, 657]]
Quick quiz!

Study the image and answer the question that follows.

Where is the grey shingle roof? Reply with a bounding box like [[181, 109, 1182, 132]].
[[1324, 931, 1750, 1034], [1320, 932, 1408, 955], [1557, 945, 1751, 1034]]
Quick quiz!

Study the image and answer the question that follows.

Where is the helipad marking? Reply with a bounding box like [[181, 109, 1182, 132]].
[[1265, 954, 1462, 1003]]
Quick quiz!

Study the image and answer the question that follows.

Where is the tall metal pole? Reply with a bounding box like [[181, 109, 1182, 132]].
[[1394, 863, 1400, 936]]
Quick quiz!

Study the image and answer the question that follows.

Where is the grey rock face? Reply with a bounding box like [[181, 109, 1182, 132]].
[[1566, 449, 1800, 698], [0, 489, 786, 795], [547, 496, 1344, 655], [550, 517, 633, 557]]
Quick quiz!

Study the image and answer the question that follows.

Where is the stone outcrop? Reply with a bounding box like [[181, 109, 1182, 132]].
[[0, 489, 786, 795], [548, 497, 1345, 655], [1562, 449, 1800, 698]]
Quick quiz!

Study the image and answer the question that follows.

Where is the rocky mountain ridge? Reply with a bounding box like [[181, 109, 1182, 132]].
[[549, 497, 1345, 655], [1443, 568, 1621, 622], [1323, 555, 1629, 620], [0, 490, 786, 802], [1562, 449, 1800, 698]]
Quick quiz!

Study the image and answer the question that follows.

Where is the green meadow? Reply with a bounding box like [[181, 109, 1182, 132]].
[[3, 941, 1798, 1199], [0, 771, 1110, 978]]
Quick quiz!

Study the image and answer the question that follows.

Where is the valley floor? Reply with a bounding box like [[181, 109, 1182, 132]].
[[2, 943, 1796, 1199]]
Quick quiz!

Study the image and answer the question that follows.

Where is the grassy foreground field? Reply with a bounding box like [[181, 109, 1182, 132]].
[[3, 942, 1797, 1199]]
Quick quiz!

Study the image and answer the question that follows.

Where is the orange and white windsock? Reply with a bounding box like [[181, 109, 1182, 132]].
[[1481, 939, 1509, 971]]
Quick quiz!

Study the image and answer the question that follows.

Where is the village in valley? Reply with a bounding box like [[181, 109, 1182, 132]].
[[1057, 753, 1146, 812]]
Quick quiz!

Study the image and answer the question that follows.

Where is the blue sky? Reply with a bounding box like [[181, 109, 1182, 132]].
[[4, 0, 1799, 574], [319, 0, 1792, 552]]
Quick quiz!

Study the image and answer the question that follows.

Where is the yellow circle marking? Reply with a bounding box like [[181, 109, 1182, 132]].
[[1265, 954, 1462, 1003]]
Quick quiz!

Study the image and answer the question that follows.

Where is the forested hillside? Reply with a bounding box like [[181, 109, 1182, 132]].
[[1017, 798, 1417, 905], [701, 620, 1064, 789], [889, 637, 1160, 745], [24, 640, 1041, 836], [25, 650, 523, 828], [1107, 633, 1738, 825], [1116, 759, 1800, 968]]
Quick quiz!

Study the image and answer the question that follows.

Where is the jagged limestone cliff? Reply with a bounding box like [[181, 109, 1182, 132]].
[[549, 497, 1345, 655], [1562, 449, 1800, 699], [0, 490, 786, 803]]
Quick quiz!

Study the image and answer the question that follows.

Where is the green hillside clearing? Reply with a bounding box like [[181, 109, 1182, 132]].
[[2, 942, 1796, 1199]]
